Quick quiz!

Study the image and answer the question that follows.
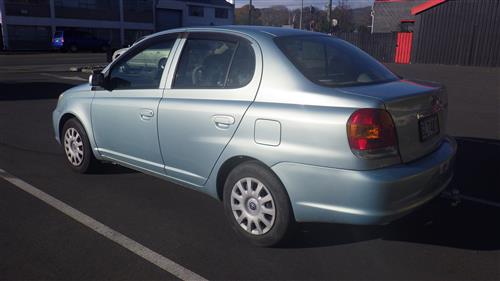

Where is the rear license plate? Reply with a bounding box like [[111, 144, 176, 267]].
[[419, 114, 440, 141]]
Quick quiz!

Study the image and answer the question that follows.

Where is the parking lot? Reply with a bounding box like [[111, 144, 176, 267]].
[[1, 53, 499, 280]]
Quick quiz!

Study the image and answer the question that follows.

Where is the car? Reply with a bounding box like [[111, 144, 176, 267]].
[[112, 47, 128, 61], [52, 26, 456, 247], [112, 36, 148, 61], [52, 30, 110, 52]]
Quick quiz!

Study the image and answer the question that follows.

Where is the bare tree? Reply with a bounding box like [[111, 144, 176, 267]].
[[259, 5, 289, 27], [235, 4, 261, 25]]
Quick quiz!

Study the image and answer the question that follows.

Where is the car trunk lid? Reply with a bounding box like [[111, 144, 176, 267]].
[[339, 80, 448, 163]]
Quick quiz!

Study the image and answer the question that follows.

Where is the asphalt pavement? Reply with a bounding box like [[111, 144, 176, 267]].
[[0, 53, 499, 280]]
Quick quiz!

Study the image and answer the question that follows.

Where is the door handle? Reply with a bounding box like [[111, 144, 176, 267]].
[[213, 115, 235, 129], [140, 109, 154, 120]]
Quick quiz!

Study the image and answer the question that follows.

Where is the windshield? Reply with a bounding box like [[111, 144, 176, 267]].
[[275, 35, 398, 87]]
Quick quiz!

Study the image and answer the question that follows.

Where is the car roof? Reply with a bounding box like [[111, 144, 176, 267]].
[[153, 25, 318, 41]]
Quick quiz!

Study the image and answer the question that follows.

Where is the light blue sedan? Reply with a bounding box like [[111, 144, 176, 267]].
[[53, 26, 456, 246]]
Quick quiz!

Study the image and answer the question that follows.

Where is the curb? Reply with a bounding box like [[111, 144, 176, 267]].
[[69, 65, 106, 73]]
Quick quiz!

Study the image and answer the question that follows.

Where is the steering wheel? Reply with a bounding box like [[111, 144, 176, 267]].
[[158, 57, 167, 70], [191, 65, 205, 86]]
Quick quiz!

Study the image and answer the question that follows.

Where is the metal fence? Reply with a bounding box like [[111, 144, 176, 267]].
[[412, 0, 500, 67], [338, 0, 499, 67], [337, 32, 397, 63]]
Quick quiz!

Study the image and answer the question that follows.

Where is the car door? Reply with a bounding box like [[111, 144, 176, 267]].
[[158, 32, 262, 186], [91, 34, 179, 175]]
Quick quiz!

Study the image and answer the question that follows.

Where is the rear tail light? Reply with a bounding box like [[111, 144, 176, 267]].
[[347, 108, 399, 159]]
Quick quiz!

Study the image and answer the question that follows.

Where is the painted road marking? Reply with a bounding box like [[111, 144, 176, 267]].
[[0, 168, 207, 281], [459, 194, 500, 208], [40, 73, 87, 82]]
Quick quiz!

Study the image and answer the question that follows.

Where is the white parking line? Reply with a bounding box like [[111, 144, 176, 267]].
[[459, 194, 500, 208], [0, 168, 207, 281]]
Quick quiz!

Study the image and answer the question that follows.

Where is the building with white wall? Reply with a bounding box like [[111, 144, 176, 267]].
[[0, 0, 234, 50], [156, 0, 234, 31]]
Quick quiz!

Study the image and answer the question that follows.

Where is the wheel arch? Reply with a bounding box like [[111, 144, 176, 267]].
[[59, 113, 78, 140], [215, 156, 288, 203], [58, 111, 101, 160]]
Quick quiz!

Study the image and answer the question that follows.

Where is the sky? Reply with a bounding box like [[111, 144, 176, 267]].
[[233, 0, 374, 9]]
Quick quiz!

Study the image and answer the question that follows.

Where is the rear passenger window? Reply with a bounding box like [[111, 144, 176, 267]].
[[174, 39, 237, 88], [226, 42, 255, 88]]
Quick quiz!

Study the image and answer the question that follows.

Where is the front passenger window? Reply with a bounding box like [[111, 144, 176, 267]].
[[109, 39, 175, 90]]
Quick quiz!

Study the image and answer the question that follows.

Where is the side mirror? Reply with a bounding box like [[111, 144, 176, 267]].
[[89, 73, 105, 87]]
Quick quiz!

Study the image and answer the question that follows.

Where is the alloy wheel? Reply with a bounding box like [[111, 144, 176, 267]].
[[63, 127, 84, 166], [230, 177, 276, 235]]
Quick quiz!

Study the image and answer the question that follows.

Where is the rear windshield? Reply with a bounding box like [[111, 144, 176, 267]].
[[275, 35, 398, 87], [54, 31, 63, 38]]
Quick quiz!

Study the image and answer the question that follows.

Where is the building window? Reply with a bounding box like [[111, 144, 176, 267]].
[[5, 0, 51, 17], [123, 0, 153, 23], [189, 5, 204, 17], [7, 25, 51, 49], [54, 0, 119, 21], [215, 8, 228, 19]]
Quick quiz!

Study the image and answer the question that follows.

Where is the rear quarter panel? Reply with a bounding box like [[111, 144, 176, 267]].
[[203, 35, 396, 199]]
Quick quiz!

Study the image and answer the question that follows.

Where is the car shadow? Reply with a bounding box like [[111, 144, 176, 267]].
[[0, 82, 76, 100], [288, 137, 500, 251]]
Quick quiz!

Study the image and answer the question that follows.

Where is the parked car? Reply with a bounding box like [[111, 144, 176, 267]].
[[112, 36, 148, 61], [52, 30, 110, 52], [52, 26, 456, 246]]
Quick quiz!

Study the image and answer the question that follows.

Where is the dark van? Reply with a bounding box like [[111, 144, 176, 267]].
[[52, 30, 110, 52]]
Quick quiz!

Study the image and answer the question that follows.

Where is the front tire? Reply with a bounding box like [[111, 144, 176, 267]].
[[61, 118, 101, 173], [223, 161, 295, 247]]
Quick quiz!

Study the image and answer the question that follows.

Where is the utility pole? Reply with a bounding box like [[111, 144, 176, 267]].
[[300, 0, 303, 29], [248, 0, 252, 25], [327, 0, 332, 24]]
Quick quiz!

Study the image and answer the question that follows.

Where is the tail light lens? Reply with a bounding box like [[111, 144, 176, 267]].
[[347, 108, 399, 159]]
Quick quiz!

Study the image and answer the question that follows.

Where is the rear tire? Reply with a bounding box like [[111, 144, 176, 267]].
[[223, 161, 295, 247], [61, 118, 101, 173]]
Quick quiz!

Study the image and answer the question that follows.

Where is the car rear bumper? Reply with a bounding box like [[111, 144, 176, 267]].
[[271, 136, 457, 225]]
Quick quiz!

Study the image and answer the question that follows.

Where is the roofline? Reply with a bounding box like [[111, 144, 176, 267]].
[[411, 0, 447, 15], [374, 0, 413, 2]]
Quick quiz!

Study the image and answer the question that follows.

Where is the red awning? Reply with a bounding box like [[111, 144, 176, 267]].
[[411, 0, 447, 15]]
